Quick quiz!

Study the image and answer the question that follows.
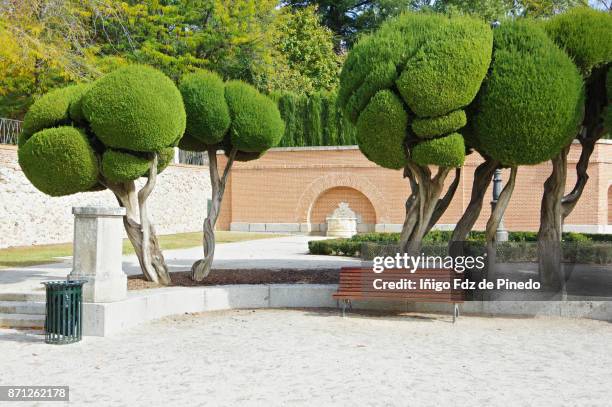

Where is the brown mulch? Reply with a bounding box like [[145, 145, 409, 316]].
[[127, 268, 340, 290]]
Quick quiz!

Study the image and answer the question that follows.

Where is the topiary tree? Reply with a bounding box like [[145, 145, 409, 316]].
[[455, 19, 584, 247], [179, 70, 284, 281], [18, 65, 186, 285], [337, 12, 493, 254], [535, 8, 612, 289]]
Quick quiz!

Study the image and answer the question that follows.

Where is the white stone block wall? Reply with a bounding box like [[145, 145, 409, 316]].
[[0, 145, 211, 248]]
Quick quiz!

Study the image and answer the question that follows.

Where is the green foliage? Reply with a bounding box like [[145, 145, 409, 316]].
[[605, 69, 612, 132], [395, 15, 492, 118], [179, 70, 231, 146], [100, 147, 175, 183], [18, 126, 98, 196], [101, 150, 150, 182], [545, 7, 612, 76], [356, 90, 408, 169], [82, 65, 186, 152], [224, 80, 284, 152], [412, 110, 467, 138], [411, 133, 465, 167], [178, 135, 208, 152], [274, 91, 356, 147], [20, 84, 90, 145], [256, 5, 341, 94], [471, 20, 584, 166]]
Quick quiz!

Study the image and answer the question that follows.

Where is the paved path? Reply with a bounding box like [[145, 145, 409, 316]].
[[0, 235, 359, 294], [1, 309, 611, 406]]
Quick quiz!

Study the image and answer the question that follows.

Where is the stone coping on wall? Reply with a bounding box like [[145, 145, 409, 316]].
[[81, 284, 612, 337]]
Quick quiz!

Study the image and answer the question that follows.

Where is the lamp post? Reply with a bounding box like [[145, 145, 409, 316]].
[[491, 168, 508, 242]]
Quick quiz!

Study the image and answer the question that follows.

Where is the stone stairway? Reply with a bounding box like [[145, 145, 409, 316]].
[[0, 292, 46, 330]]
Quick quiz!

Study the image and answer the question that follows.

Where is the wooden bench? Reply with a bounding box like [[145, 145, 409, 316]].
[[333, 267, 465, 322]]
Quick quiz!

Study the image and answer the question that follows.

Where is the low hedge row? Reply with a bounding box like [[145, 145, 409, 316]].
[[308, 231, 612, 264]]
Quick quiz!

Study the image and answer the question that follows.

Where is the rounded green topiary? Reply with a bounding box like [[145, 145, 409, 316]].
[[68, 83, 92, 125], [545, 7, 612, 76], [178, 134, 208, 152], [82, 65, 186, 152], [412, 110, 467, 138], [224, 80, 284, 152], [338, 13, 492, 122], [356, 90, 408, 169], [18, 126, 99, 196], [102, 147, 176, 182], [102, 150, 149, 182], [179, 70, 231, 146], [471, 20, 584, 166], [605, 68, 612, 131], [20, 84, 90, 146], [338, 12, 491, 170], [411, 133, 465, 167]]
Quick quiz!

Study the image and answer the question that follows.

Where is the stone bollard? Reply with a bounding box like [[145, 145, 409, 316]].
[[68, 207, 127, 302]]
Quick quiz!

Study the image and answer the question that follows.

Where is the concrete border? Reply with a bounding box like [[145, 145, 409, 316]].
[[82, 284, 612, 337]]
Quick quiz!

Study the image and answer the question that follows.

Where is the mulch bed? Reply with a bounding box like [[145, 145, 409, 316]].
[[127, 268, 340, 290]]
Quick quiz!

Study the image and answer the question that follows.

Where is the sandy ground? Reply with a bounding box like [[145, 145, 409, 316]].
[[1, 310, 612, 406]]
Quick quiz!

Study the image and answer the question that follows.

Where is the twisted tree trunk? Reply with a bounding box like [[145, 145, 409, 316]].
[[107, 154, 171, 285], [485, 166, 517, 243], [191, 147, 237, 281], [400, 163, 453, 256], [450, 158, 499, 245], [537, 66, 608, 288]]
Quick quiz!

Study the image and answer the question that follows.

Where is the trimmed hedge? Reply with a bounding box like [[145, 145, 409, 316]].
[[101, 147, 175, 182], [179, 70, 230, 146], [224, 80, 285, 153], [471, 20, 584, 166], [356, 90, 408, 169], [18, 126, 98, 196], [412, 110, 467, 139], [20, 84, 90, 146], [545, 8, 612, 76], [411, 133, 465, 167], [83, 65, 186, 152], [309, 231, 612, 263], [273, 91, 356, 147]]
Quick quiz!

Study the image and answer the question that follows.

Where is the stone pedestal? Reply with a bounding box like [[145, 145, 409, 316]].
[[326, 202, 357, 238], [68, 207, 127, 303]]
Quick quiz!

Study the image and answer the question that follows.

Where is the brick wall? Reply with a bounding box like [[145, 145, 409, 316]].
[[218, 142, 612, 234]]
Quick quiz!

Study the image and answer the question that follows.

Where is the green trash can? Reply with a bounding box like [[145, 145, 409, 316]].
[[42, 280, 86, 344]]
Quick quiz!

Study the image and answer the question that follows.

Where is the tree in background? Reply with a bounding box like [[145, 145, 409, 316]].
[[285, 0, 588, 50], [18, 65, 185, 285], [338, 13, 493, 254], [178, 71, 284, 281], [255, 6, 342, 95], [536, 8, 612, 289]]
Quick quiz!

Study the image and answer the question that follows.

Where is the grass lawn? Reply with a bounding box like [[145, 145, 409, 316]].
[[0, 231, 285, 269]]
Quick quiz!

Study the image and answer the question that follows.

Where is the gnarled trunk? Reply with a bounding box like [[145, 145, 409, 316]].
[[191, 147, 237, 281], [537, 66, 608, 288], [107, 155, 171, 285], [450, 158, 499, 244], [485, 166, 517, 243], [400, 163, 454, 256]]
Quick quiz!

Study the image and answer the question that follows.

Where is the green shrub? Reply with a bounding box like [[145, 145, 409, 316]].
[[83, 65, 186, 152], [179, 70, 230, 146], [18, 127, 98, 196], [101, 150, 150, 182], [395, 15, 492, 118], [471, 20, 584, 166], [178, 134, 208, 152], [20, 84, 90, 145], [67, 84, 91, 125], [356, 90, 408, 169], [224, 80, 284, 152], [545, 8, 612, 76], [412, 110, 467, 138], [411, 133, 465, 167]]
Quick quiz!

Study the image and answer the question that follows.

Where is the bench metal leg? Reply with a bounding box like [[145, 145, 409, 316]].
[[453, 303, 459, 323], [341, 299, 351, 317]]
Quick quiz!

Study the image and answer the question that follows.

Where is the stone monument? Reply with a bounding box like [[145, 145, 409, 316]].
[[68, 207, 127, 302], [326, 202, 358, 238]]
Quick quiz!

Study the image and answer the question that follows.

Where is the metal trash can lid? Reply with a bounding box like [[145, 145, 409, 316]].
[[41, 280, 87, 287]]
